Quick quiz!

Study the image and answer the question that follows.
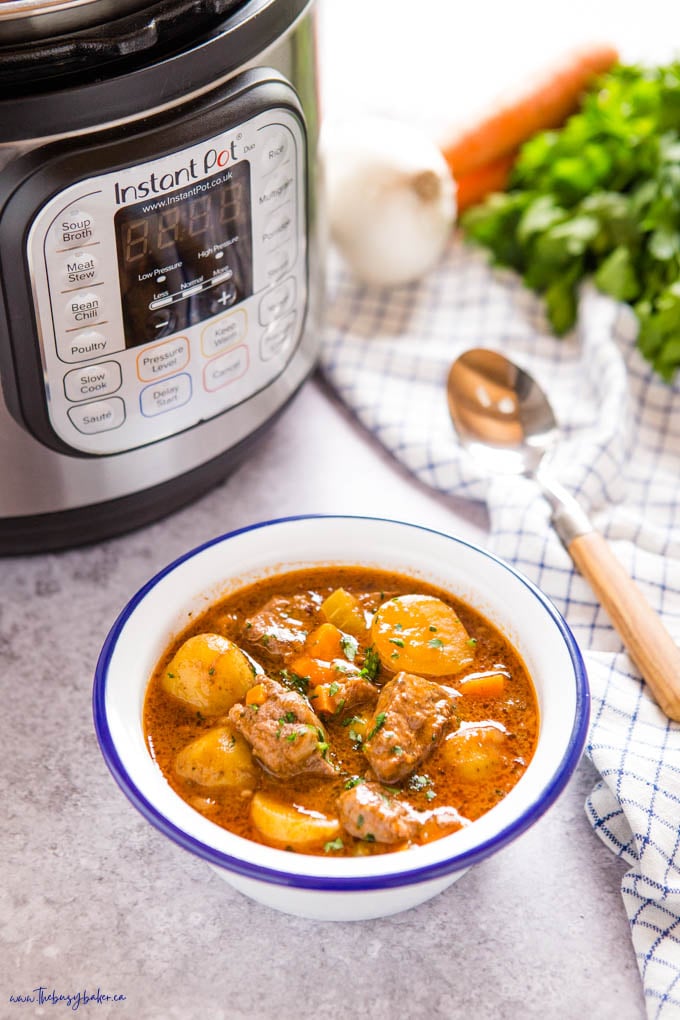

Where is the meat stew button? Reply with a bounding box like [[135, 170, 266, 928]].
[[67, 397, 125, 434], [259, 277, 296, 325]]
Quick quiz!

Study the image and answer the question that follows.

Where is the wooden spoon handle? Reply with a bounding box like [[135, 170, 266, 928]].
[[568, 530, 680, 722]]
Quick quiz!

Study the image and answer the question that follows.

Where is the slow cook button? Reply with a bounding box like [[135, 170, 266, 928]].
[[259, 277, 296, 325], [64, 290, 104, 328], [203, 346, 249, 392], [140, 373, 192, 417], [63, 360, 122, 402], [61, 250, 99, 289], [262, 204, 293, 251], [136, 336, 189, 381], [201, 309, 247, 357], [54, 209, 96, 248], [67, 397, 125, 435], [259, 129, 290, 174], [260, 312, 296, 362]]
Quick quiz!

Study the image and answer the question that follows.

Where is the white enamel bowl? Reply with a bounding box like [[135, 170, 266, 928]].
[[93, 515, 589, 921]]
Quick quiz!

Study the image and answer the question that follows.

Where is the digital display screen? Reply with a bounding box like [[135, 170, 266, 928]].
[[114, 162, 253, 348]]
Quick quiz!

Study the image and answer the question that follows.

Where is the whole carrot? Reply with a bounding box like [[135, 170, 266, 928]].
[[442, 43, 619, 180], [455, 150, 517, 212]]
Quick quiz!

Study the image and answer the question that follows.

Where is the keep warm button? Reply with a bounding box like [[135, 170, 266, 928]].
[[140, 373, 192, 417]]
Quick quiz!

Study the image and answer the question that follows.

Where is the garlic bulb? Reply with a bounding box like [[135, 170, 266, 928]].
[[323, 117, 457, 287]]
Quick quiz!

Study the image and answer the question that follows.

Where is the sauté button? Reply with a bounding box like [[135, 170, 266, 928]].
[[68, 397, 125, 434]]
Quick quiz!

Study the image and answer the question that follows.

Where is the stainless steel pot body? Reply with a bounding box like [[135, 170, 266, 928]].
[[0, 0, 322, 551]]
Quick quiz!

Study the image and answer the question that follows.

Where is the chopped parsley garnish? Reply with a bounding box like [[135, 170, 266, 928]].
[[365, 833, 376, 842], [285, 732, 298, 743], [366, 712, 386, 741], [282, 711, 297, 724], [208, 667, 216, 676], [261, 635, 271, 646], [324, 838, 344, 853], [391, 651, 400, 660], [427, 637, 444, 648], [329, 681, 340, 697], [467, 638, 478, 647], [279, 669, 310, 696], [166, 672, 175, 678], [425, 790, 437, 801], [344, 776, 365, 789], [340, 635, 358, 661], [429, 626, 437, 633], [392, 745, 404, 756], [394, 623, 403, 632], [356, 814, 364, 829], [389, 637, 405, 648], [407, 773, 432, 792], [359, 646, 380, 682]]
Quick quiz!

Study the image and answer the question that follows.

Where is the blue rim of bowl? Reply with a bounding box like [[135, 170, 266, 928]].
[[93, 513, 590, 892]]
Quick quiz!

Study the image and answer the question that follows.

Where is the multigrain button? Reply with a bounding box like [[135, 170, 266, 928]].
[[140, 373, 192, 417], [201, 310, 246, 357], [55, 210, 95, 247], [204, 346, 249, 392], [136, 336, 189, 381], [262, 204, 293, 251], [259, 129, 289, 174], [64, 290, 103, 327], [63, 361, 122, 402], [61, 251, 99, 289], [259, 277, 296, 325], [68, 397, 125, 434], [258, 168, 294, 209]]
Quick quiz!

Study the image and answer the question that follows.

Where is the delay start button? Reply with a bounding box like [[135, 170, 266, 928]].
[[140, 373, 192, 417]]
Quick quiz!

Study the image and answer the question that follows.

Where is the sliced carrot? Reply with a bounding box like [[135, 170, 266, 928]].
[[459, 672, 507, 699], [305, 622, 344, 661], [245, 683, 267, 706], [310, 683, 344, 715], [441, 44, 619, 179], [455, 151, 517, 212], [289, 654, 337, 687]]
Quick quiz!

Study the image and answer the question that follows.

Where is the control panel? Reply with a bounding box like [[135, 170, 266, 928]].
[[25, 106, 307, 455]]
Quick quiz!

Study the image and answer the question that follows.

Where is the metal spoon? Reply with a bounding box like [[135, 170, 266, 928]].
[[447, 347, 680, 722]]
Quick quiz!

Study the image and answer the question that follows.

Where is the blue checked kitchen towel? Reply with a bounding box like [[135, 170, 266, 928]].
[[320, 240, 680, 1019]]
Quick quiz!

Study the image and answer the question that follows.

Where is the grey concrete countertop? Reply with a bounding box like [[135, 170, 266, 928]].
[[1, 378, 644, 1019]]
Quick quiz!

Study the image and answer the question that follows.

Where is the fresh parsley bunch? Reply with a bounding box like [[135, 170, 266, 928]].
[[461, 63, 680, 380]]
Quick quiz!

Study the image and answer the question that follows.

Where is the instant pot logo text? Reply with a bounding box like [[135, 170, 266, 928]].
[[113, 142, 238, 205]]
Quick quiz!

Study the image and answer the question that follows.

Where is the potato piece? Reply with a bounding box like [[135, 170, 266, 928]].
[[441, 723, 508, 781], [321, 588, 367, 637], [175, 725, 258, 789], [162, 633, 256, 713], [250, 792, 341, 850], [371, 594, 475, 676]]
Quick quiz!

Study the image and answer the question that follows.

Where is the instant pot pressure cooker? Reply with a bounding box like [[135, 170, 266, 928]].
[[0, 0, 322, 553]]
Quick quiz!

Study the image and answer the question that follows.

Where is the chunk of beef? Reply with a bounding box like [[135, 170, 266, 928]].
[[337, 782, 422, 843], [241, 594, 318, 659], [363, 671, 457, 783], [228, 676, 334, 778], [314, 675, 379, 716]]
